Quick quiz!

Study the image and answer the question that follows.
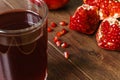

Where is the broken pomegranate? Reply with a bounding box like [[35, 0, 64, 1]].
[[83, 0, 120, 20], [99, 0, 120, 20], [69, 4, 100, 34], [96, 17, 120, 50], [83, 0, 100, 7], [108, 1, 120, 18]]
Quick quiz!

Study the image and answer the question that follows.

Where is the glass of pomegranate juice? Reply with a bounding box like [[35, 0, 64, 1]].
[[0, 0, 48, 80]]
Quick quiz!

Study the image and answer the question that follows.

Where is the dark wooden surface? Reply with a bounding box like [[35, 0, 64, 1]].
[[47, 0, 120, 80]]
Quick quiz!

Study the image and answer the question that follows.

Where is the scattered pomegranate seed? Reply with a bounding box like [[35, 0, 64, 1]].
[[53, 36, 59, 43], [56, 32, 62, 37], [61, 42, 68, 48], [47, 27, 53, 32], [64, 51, 69, 59], [55, 40, 62, 47], [59, 21, 68, 26], [50, 22, 57, 28], [56, 29, 68, 37], [48, 22, 70, 55], [61, 28, 68, 35]]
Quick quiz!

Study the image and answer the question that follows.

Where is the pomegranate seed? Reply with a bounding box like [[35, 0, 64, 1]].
[[47, 27, 53, 32], [59, 21, 67, 26], [61, 28, 68, 35], [50, 22, 57, 28], [53, 36, 59, 43], [56, 29, 68, 37], [64, 51, 69, 59], [56, 32, 62, 37], [61, 42, 68, 48], [55, 40, 62, 47]]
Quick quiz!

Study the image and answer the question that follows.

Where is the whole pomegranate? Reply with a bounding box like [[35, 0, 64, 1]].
[[44, 0, 69, 10], [30, 0, 69, 10]]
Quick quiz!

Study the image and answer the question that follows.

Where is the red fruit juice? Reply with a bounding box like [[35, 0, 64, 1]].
[[0, 10, 47, 80]]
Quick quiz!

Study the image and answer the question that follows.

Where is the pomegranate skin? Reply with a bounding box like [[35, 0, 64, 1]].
[[44, 0, 69, 10]]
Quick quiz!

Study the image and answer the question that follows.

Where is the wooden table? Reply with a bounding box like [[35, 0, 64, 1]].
[[47, 0, 120, 80]]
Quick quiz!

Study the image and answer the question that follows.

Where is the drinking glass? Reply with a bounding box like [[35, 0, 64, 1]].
[[0, 0, 48, 80]]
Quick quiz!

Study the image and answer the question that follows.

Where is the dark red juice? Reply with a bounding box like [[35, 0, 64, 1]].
[[0, 10, 47, 80]]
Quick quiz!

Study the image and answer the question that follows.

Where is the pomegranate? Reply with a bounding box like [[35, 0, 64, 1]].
[[96, 17, 120, 50], [44, 0, 69, 10], [83, 0, 120, 20], [69, 4, 100, 34]]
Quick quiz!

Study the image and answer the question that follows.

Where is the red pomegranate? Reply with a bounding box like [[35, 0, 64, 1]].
[[83, 0, 120, 20], [96, 17, 120, 50], [30, 0, 69, 10], [44, 0, 69, 10], [69, 4, 100, 34]]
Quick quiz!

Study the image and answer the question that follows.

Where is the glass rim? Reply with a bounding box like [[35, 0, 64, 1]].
[[0, 0, 48, 34]]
